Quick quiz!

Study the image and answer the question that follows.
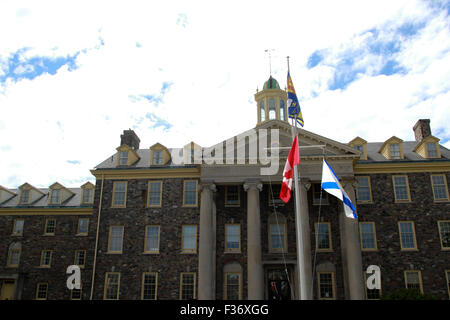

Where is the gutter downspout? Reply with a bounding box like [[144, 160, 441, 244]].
[[90, 174, 104, 300]]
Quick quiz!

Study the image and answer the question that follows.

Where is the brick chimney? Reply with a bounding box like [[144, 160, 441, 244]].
[[413, 119, 431, 142], [120, 129, 140, 150]]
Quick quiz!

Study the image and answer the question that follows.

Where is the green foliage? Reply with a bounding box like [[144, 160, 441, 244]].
[[380, 288, 438, 300]]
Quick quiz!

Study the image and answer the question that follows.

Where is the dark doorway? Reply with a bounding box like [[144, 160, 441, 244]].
[[267, 269, 291, 300]]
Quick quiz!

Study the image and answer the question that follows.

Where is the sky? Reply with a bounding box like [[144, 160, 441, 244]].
[[1, 0, 450, 188]]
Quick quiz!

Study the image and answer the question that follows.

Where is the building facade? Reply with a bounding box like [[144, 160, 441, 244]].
[[1, 76, 449, 300]]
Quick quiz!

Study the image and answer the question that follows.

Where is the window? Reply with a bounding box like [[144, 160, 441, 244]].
[[8, 248, 20, 267], [82, 188, 93, 204], [180, 273, 196, 300], [313, 184, 328, 205], [144, 225, 160, 253], [280, 99, 285, 121], [70, 287, 82, 300], [404, 271, 423, 293], [317, 272, 335, 300], [40, 250, 52, 267], [354, 145, 363, 152], [364, 271, 381, 300], [268, 184, 284, 206], [108, 226, 124, 253], [141, 272, 158, 300], [148, 181, 162, 207], [224, 273, 241, 300], [119, 151, 128, 165], [44, 218, 56, 235], [393, 176, 411, 202], [427, 142, 438, 158], [225, 186, 240, 206], [50, 189, 60, 204], [260, 101, 265, 122], [225, 224, 240, 252], [112, 181, 127, 207], [390, 143, 401, 159], [104, 273, 120, 300], [269, 224, 286, 252], [182, 225, 197, 253], [20, 189, 30, 204], [74, 250, 86, 268], [316, 223, 332, 251], [356, 176, 372, 203], [153, 150, 163, 165], [359, 222, 377, 250], [183, 181, 197, 207], [77, 218, 89, 235], [36, 283, 48, 300], [12, 219, 24, 236], [431, 175, 449, 201], [438, 221, 450, 250], [398, 221, 417, 250], [268, 98, 276, 120]]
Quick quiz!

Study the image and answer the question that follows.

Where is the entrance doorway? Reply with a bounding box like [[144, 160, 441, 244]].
[[267, 269, 292, 300], [0, 280, 15, 300]]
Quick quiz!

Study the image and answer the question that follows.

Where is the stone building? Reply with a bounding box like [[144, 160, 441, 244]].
[[1, 75, 449, 300]]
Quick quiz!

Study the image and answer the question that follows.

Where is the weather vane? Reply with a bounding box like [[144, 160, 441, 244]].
[[265, 49, 275, 76]]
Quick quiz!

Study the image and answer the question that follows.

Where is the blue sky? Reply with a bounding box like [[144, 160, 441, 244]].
[[0, 0, 450, 188]]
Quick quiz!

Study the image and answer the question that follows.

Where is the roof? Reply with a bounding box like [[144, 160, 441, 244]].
[[363, 141, 450, 162], [263, 76, 280, 90]]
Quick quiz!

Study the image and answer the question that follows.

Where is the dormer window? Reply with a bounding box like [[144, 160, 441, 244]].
[[20, 189, 30, 204], [390, 144, 401, 159], [153, 150, 163, 165], [83, 188, 93, 204], [119, 151, 128, 165], [354, 145, 363, 152], [349, 137, 367, 160], [427, 143, 437, 158], [50, 189, 60, 204]]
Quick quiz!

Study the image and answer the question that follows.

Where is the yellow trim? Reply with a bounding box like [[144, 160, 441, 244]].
[[7, 248, 20, 268], [40, 250, 53, 267], [150, 143, 171, 166], [404, 270, 423, 293], [315, 222, 333, 252], [354, 161, 450, 174], [104, 272, 121, 300], [70, 285, 82, 300], [379, 136, 404, 160], [364, 271, 382, 299], [224, 272, 242, 300], [116, 144, 140, 167], [76, 218, 89, 235], [181, 224, 197, 253], [49, 188, 62, 205], [392, 175, 411, 202], [0, 207, 92, 216], [359, 222, 378, 251], [268, 223, 287, 253], [398, 221, 418, 251], [35, 282, 48, 300], [12, 218, 24, 236], [91, 167, 200, 180], [349, 137, 367, 160], [317, 272, 336, 300], [413, 136, 441, 159], [147, 181, 163, 208], [111, 181, 127, 208], [225, 224, 241, 253], [44, 218, 56, 235], [430, 174, 450, 202], [225, 185, 241, 207], [179, 272, 196, 300], [356, 176, 373, 203], [445, 270, 450, 299], [107, 226, 124, 254], [81, 183, 95, 205], [141, 272, 158, 300], [74, 250, 86, 268], [437, 220, 450, 250], [182, 180, 198, 207], [144, 225, 160, 254]]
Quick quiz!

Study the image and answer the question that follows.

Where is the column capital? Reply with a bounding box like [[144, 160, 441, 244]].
[[341, 178, 358, 190], [199, 182, 217, 193], [299, 178, 311, 191], [243, 181, 263, 192]]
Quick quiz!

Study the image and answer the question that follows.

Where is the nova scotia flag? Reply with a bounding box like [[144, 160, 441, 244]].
[[321, 159, 357, 219]]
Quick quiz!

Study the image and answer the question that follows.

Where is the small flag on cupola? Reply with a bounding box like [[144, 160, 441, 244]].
[[287, 71, 304, 127]]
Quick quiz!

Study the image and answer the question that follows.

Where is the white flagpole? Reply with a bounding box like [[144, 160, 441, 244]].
[[288, 56, 307, 300]]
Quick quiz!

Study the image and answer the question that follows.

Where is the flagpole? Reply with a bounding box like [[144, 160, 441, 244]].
[[288, 57, 308, 300]]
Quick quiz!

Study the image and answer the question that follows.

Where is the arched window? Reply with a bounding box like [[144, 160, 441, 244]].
[[280, 99, 285, 121], [269, 98, 276, 120], [260, 101, 265, 122]]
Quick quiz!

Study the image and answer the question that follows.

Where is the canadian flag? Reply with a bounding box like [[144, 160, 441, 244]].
[[280, 136, 300, 203]]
